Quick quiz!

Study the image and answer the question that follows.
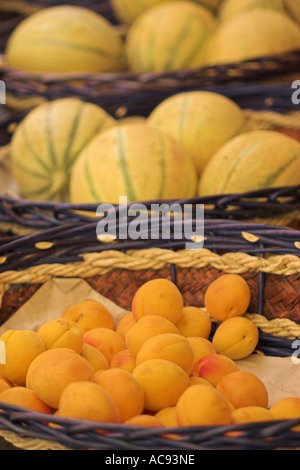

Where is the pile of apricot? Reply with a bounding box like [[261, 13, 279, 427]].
[[0, 274, 298, 433]]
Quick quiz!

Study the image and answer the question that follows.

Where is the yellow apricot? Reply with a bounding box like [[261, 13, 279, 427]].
[[212, 316, 259, 360], [93, 368, 144, 422], [135, 333, 194, 375], [29, 348, 94, 409], [125, 315, 179, 358], [189, 376, 213, 387], [204, 274, 251, 322], [231, 406, 274, 424], [176, 384, 232, 426], [0, 386, 52, 414], [61, 299, 115, 332], [191, 353, 239, 387], [37, 318, 83, 353], [270, 397, 300, 431], [176, 306, 212, 339], [83, 327, 126, 363], [58, 381, 121, 423], [155, 406, 178, 428], [115, 312, 136, 340], [132, 358, 190, 412], [216, 370, 269, 409], [187, 336, 216, 365], [132, 278, 184, 324], [80, 343, 109, 373], [0, 379, 11, 393], [0, 329, 45, 386], [110, 349, 136, 373], [124, 414, 165, 428]]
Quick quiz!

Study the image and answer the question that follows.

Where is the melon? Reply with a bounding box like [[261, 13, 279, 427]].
[[5, 5, 126, 73], [219, 0, 300, 26], [11, 98, 116, 202], [125, 1, 217, 73], [70, 122, 198, 204], [205, 9, 300, 65], [198, 130, 300, 196], [148, 91, 244, 175], [110, 0, 179, 25]]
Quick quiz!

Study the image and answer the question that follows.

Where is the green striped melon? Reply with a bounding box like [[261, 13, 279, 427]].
[[204, 9, 300, 65], [125, 1, 217, 73], [5, 5, 126, 73], [198, 130, 300, 196], [219, 0, 300, 26], [110, 0, 181, 25], [11, 98, 116, 202], [148, 91, 244, 175], [70, 122, 198, 204]]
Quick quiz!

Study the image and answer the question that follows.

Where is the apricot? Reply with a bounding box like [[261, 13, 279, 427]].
[[176, 384, 232, 426], [175, 306, 212, 339], [231, 406, 274, 424], [110, 349, 136, 373], [204, 274, 251, 322], [26, 347, 76, 389], [135, 333, 194, 376], [58, 381, 121, 423], [132, 358, 190, 412], [0, 329, 45, 386], [155, 406, 178, 428], [132, 278, 183, 324], [28, 348, 94, 409], [187, 337, 216, 365], [125, 315, 179, 358], [216, 370, 269, 409], [93, 368, 144, 422], [0, 379, 11, 393], [189, 376, 213, 387], [0, 386, 52, 414], [191, 354, 239, 387], [115, 312, 136, 339], [80, 343, 109, 373], [61, 299, 115, 333], [83, 327, 126, 363], [212, 317, 259, 360], [124, 414, 165, 428], [37, 318, 83, 353], [270, 397, 300, 431]]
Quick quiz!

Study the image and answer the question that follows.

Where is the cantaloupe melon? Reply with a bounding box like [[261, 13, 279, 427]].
[[70, 122, 198, 204], [111, 0, 222, 26], [125, 1, 217, 73], [11, 98, 116, 202], [219, 0, 300, 26], [5, 5, 126, 73], [205, 8, 300, 65], [148, 91, 244, 175], [194, 0, 224, 12], [198, 130, 300, 196]]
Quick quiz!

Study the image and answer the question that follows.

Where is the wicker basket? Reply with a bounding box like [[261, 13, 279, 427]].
[[0, 206, 300, 450], [0, 0, 299, 114]]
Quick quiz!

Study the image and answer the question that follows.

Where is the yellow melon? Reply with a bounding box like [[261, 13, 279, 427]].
[[11, 98, 116, 202], [219, 0, 300, 26], [125, 1, 217, 73], [198, 130, 300, 196], [205, 8, 300, 65], [111, 0, 223, 25], [5, 5, 126, 73], [70, 122, 198, 204], [148, 91, 244, 175]]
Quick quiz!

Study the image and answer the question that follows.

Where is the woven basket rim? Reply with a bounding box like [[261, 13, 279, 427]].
[[1, 48, 300, 85]]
